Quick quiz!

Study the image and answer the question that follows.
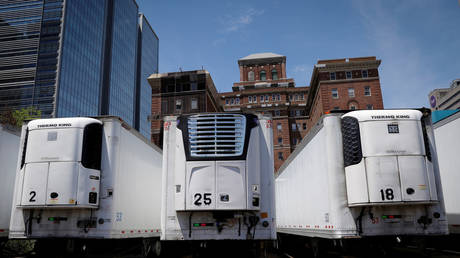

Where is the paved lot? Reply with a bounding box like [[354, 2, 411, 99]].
[[2, 240, 460, 258]]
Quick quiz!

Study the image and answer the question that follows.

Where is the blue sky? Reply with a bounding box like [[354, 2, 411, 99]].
[[137, 0, 460, 108]]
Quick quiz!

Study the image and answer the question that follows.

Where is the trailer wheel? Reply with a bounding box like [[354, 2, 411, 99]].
[[310, 238, 321, 258], [153, 240, 161, 257]]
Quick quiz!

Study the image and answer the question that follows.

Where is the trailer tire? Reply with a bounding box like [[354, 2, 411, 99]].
[[310, 238, 321, 258], [153, 240, 161, 257]]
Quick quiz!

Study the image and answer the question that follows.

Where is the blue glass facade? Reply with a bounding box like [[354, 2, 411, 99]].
[[57, 0, 106, 118], [108, 0, 139, 126], [33, 0, 65, 117], [138, 15, 159, 139], [0, 0, 158, 137], [0, 1, 44, 112]]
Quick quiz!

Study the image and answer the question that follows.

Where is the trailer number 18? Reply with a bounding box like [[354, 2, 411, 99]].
[[194, 193, 212, 206], [380, 188, 394, 201]]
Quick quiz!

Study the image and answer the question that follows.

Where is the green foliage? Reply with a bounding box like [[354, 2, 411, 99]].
[[1, 240, 36, 256], [0, 107, 41, 127]]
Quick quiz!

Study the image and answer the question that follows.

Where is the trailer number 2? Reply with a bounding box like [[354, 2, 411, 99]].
[[29, 191, 36, 202], [380, 188, 394, 201], [194, 193, 212, 206]]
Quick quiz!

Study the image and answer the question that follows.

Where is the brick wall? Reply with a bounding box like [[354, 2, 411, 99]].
[[239, 63, 285, 81]]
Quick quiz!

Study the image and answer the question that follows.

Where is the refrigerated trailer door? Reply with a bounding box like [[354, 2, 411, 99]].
[[186, 161, 216, 210], [216, 161, 246, 209], [46, 162, 79, 205], [365, 156, 402, 203], [21, 163, 48, 206], [398, 156, 430, 201]]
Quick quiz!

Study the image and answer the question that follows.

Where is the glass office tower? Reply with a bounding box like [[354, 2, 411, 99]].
[[0, 0, 46, 113], [137, 14, 159, 139], [0, 0, 159, 138], [56, 0, 106, 118]]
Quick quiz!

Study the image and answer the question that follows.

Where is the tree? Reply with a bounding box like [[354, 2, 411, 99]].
[[0, 107, 42, 127]]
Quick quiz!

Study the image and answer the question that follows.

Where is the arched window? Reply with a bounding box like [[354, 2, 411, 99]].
[[271, 69, 278, 80], [348, 101, 358, 110], [248, 71, 254, 81], [260, 70, 266, 81]]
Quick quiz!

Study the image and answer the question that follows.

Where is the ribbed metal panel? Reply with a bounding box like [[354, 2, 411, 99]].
[[0, 68, 36, 79], [0, 54, 38, 66], [0, 38, 40, 51], [188, 114, 246, 157], [0, 22, 41, 35], [0, 0, 41, 5], [0, 7, 43, 21]]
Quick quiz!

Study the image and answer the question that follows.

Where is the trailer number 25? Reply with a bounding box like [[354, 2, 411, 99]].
[[380, 188, 394, 201], [194, 193, 212, 206]]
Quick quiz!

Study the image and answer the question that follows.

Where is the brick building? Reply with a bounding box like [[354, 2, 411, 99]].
[[148, 70, 222, 147], [219, 53, 309, 171], [305, 57, 384, 132], [147, 55, 384, 172]]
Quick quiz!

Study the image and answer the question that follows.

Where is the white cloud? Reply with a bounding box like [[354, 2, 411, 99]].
[[221, 8, 265, 33], [212, 38, 227, 47], [352, 0, 437, 108], [293, 64, 309, 73]]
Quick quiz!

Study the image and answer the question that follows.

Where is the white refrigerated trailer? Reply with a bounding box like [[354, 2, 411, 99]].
[[276, 109, 447, 252], [0, 124, 21, 242], [9, 117, 162, 255], [161, 113, 276, 244], [433, 110, 460, 234]]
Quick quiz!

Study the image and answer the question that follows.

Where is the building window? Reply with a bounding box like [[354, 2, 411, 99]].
[[332, 88, 338, 99], [235, 97, 240, 104], [295, 110, 301, 116], [367, 104, 373, 110], [277, 123, 282, 131], [293, 138, 300, 145], [162, 100, 168, 114], [275, 110, 281, 116], [333, 106, 340, 110], [362, 70, 368, 78], [364, 86, 371, 96], [191, 83, 197, 91], [278, 137, 282, 144], [253, 95, 257, 103], [330, 72, 336, 80], [295, 94, 299, 101], [191, 98, 198, 110], [278, 152, 284, 161], [225, 99, 229, 105], [260, 70, 266, 81], [301, 94, 305, 100], [277, 94, 281, 101], [289, 95, 293, 101], [349, 104, 356, 110], [260, 95, 264, 102], [248, 71, 254, 81], [265, 95, 269, 102], [348, 88, 355, 97], [272, 94, 276, 101], [346, 71, 352, 79], [291, 123, 297, 131], [176, 99, 182, 111], [230, 98, 234, 105], [302, 123, 306, 130], [272, 69, 278, 80], [248, 96, 252, 103]]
